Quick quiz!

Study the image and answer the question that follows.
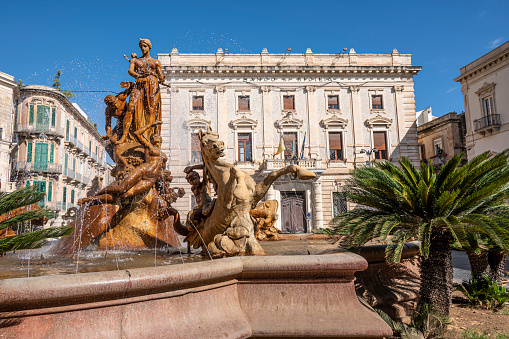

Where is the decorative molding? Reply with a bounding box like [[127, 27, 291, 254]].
[[365, 115, 392, 129], [349, 85, 360, 93], [184, 117, 211, 129], [215, 86, 226, 93], [275, 116, 304, 130], [394, 85, 404, 92], [475, 82, 496, 97], [260, 86, 271, 93], [229, 117, 258, 130], [305, 86, 316, 93], [170, 87, 180, 93], [320, 116, 348, 129]]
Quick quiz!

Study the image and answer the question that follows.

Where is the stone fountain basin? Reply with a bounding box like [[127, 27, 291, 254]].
[[0, 251, 391, 338]]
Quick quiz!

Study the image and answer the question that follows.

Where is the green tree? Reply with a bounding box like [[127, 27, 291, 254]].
[[0, 186, 74, 253], [333, 152, 509, 316], [52, 70, 76, 99]]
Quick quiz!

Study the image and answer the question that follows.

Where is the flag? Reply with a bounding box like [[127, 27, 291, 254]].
[[300, 132, 306, 160], [275, 134, 285, 155]]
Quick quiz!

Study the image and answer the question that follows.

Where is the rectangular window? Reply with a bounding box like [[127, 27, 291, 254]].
[[89, 140, 91, 151], [27, 142, 32, 162], [372, 95, 383, 109], [192, 96, 204, 110], [191, 133, 202, 163], [238, 133, 252, 162], [48, 182, 52, 202], [63, 187, 67, 210], [66, 120, 70, 140], [74, 126, 77, 138], [71, 189, 75, 204], [34, 143, 48, 171], [283, 132, 298, 160], [238, 96, 250, 111], [329, 132, 343, 160], [482, 97, 495, 116], [283, 95, 295, 110], [373, 131, 388, 160], [434, 139, 443, 155], [51, 107, 56, 127], [420, 144, 426, 160], [36, 106, 50, 130], [50, 144, 54, 163], [64, 153, 68, 169], [73, 158, 76, 171], [328, 95, 339, 110], [333, 192, 348, 217]]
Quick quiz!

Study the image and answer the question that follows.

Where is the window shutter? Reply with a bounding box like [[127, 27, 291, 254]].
[[27, 142, 32, 162], [71, 190, 75, 204], [48, 182, 52, 202], [29, 105, 34, 124], [283, 96, 295, 110], [51, 108, 56, 127], [373, 132, 387, 151], [73, 158, 76, 171], [329, 132, 342, 150], [74, 127, 77, 138], [238, 96, 250, 111], [328, 96, 339, 108], [66, 120, 70, 140], [191, 133, 201, 152], [50, 144, 54, 163], [193, 96, 204, 110]]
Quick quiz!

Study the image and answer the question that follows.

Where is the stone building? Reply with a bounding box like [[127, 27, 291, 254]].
[[13, 85, 109, 226], [0, 71, 18, 193], [454, 41, 509, 159], [157, 47, 421, 232], [417, 112, 466, 167]]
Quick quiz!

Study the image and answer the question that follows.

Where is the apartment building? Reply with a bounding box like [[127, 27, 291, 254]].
[[158, 47, 421, 232], [0, 71, 17, 193], [13, 85, 109, 226], [454, 41, 509, 159]]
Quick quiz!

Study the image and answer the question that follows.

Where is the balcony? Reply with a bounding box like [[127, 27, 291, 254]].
[[84, 146, 90, 156], [0, 182, 19, 193], [75, 172, 82, 183], [16, 124, 65, 138], [45, 201, 62, 211], [83, 176, 90, 186], [65, 135, 77, 147], [64, 168, 76, 180], [474, 114, 501, 134], [91, 152, 98, 162], [263, 158, 325, 175], [76, 141, 84, 153], [15, 161, 62, 174]]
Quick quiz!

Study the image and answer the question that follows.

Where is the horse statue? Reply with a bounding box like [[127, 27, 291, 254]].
[[179, 127, 316, 257]]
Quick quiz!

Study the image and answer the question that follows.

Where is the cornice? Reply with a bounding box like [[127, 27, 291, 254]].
[[454, 50, 509, 83]]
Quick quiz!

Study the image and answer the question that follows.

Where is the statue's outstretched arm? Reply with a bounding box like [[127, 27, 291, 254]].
[[134, 121, 161, 151]]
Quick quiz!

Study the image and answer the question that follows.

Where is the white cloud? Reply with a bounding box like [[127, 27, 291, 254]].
[[447, 87, 458, 93], [488, 37, 503, 49]]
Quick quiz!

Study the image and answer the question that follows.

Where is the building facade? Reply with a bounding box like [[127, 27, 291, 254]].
[[417, 112, 466, 168], [0, 71, 18, 193], [13, 85, 109, 226], [454, 41, 509, 159], [158, 48, 421, 231]]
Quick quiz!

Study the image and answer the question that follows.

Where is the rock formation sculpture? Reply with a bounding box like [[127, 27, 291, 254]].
[[177, 127, 316, 257], [50, 39, 183, 256], [250, 200, 281, 241]]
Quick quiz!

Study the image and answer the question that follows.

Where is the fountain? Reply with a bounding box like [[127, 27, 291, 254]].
[[0, 40, 393, 338]]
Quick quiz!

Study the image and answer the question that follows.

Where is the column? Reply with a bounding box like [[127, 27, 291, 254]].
[[393, 85, 405, 159], [305, 86, 319, 159], [312, 178, 324, 230], [216, 86, 228, 141], [349, 85, 363, 164], [261, 86, 273, 159]]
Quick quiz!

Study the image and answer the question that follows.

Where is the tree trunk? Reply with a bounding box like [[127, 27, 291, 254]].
[[487, 250, 508, 283], [467, 252, 490, 280], [418, 228, 453, 316]]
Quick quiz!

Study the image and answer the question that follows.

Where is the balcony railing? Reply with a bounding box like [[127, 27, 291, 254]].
[[474, 114, 501, 132], [0, 182, 19, 193], [91, 152, 98, 162], [76, 141, 84, 152], [15, 161, 62, 174], [83, 176, 90, 185], [16, 124, 65, 138], [65, 135, 77, 147], [263, 158, 324, 171], [84, 146, 90, 156], [45, 201, 62, 211], [65, 169, 76, 179]]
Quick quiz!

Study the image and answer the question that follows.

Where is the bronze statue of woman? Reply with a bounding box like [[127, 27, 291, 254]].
[[116, 38, 165, 144]]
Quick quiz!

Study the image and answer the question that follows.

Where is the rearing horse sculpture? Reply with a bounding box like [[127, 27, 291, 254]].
[[179, 127, 316, 257]]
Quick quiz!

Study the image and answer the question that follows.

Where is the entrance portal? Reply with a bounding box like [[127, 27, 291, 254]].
[[281, 191, 306, 233]]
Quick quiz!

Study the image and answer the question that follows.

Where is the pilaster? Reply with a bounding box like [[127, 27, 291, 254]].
[[305, 86, 319, 159], [261, 86, 273, 158], [312, 178, 324, 230], [349, 85, 363, 163]]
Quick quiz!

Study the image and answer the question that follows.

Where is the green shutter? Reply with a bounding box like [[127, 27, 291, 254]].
[[63, 187, 67, 209], [71, 189, 75, 204], [26, 180, 30, 187], [50, 144, 54, 163], [34, 143, 48, 171], [48, 182, 52, 202], [27, 142, 32, 162], [29, 105, 34, 124], [65, 153, 68, 169], [89, 140, 91, 150], [73, 158, 76, 171], [51, 107, 56, 127], [74, 127, 77, 138], [66, 120, 70, 140]]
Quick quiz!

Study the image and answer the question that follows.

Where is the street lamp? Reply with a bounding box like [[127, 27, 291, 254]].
[[360, 148, 378, 166]]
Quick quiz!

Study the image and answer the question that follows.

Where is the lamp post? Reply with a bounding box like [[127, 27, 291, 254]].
[[360, 148, 378, 167]]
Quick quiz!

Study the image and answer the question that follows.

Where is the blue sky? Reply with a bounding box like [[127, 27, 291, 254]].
[[2, 0, 508, 130]]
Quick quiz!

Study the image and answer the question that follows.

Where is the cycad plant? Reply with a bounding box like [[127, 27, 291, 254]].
[[0, 186, 74, 253], [334, 151, 509, 316]]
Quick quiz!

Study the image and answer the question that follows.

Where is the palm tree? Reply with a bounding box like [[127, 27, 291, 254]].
[[333, 151, 509, 316], [0, 186, 74, 253]]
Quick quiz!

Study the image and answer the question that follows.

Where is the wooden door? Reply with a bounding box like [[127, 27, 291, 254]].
[[281, 193, 306, 233]]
